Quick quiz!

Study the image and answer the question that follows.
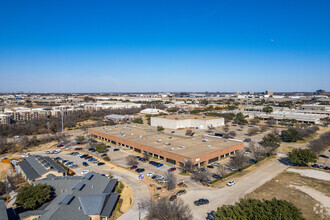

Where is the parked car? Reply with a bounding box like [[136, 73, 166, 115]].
[[83, 162, 89, 166], [74, 147, 82, 150], [229, 167, 238, 171], [194, 199, 209, 206], [156, 163, 163, 168], [207, 165, 214, 169], [130, 165, 138, 170], [135, 168, 145, 173], [212, 174, 221, 179], [312, 164, 319, 168], [114, 148, 120, 151], [176, 190, 186, 196], [319, 155, 329, 159], [57, 144, 64, 148], [101, 153, 107, 157], [69, 164, 78, 168], [81, 170, 89, 175], [85, 156, 92, 160], [149, 161, 155, 165], [211, 162, 220, 167], [227, 180, 236, 186], [97, 162, 105, 166], [169, 195, 177, 201], [168, 167, 176, 172], [147, 172, 154, 177]]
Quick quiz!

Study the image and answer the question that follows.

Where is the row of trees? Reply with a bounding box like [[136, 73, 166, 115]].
[[16, 183, 52, 210], [308, 131, 330, 154], [214, 198, 304, 219], [281, 126, 319, 142]]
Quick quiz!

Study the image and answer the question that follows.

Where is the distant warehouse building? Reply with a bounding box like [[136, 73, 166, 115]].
[[151, 114, 225, 130], [88, 125, 243, 166]]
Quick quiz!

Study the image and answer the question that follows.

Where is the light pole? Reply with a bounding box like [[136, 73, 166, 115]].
[[137, 202, 141, 220], [61, 110, 64, 133]]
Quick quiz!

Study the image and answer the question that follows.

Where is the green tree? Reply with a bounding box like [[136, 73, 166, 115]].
[[132, 118, 143, 124], [281, 128, 302, 142], [16, 183, 51, 210], [233, 113, 248, 125], [262, 133, 281, 155], [95, 143, 107, 153], [288, 148, 317, 166], [75, 135, 86, 143], [214, 198, 304, 220], [157, 126, 165, 132], [262, 106, 273, 113]]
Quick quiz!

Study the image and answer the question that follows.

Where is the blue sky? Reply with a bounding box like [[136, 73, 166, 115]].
[[0, 0, 329, 93]]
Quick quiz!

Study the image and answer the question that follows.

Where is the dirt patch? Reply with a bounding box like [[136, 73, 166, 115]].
[[289, 185, 330, 217], [247, 171, 330, 220], [0, 163, 12, 181]]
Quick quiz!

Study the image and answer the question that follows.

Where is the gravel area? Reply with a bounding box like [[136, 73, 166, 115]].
[[287, 168, 330, 181]]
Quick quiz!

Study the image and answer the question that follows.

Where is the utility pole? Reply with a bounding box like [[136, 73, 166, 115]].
[[137, 203, 141, 220], [61, 111, 64, 133]]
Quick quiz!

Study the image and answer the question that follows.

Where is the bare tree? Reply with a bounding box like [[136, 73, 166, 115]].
[[191, 170, 210, 183], [75, 135, 86, 143], [229, 153, 249, 171], [179, 160, 194, 173], [216, 165, 227, 179], [141, 197, 193, 220], [164, 171, 177, 190], [223, 125, 230, 133], [185, 129, 192, 136], [250, 118, 260, 126], [247, 127, 259, 136], [247, 142, 266, 162], [266, 119, 276, 127], [229, 131, 237, 138], [126, 155, 138, 166], [207, 125, 215, 133], [143, 151, 150, 161], [259, 125, 269, 132]]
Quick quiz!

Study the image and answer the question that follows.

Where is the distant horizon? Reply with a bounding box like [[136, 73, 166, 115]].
[[1, 1, 330, 92]]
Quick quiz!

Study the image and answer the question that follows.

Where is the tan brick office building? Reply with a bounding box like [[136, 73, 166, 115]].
[[88, 125, 244, 166]]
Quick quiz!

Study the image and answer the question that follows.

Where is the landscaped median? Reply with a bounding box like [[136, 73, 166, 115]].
[[211, 155, 278, 187]]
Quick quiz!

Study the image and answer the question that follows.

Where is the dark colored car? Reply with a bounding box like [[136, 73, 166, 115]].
[[169, 195, 177, 201], [80, 154, 88, 158], [83, 162, 89, 166], [135, 168, 145, 173], [212, 174, 221, 179], [85, 156, 92, 160], [130, 165, 138, 170], [168, 167, 176, 172], [97, 162, 105, 166], [319, 155, 329, 159], [151, 175, 157, 179], [149, 161, 155, 164], [113, 148, 120, 151], [57, 144, 64, 148], [207, 165, 214, 169], [176, 190, 186, 196], [101, 153, 107, 157], [194, 199, 209, 206], [312, 164, 319, 168], [74, 147, 82, 150]]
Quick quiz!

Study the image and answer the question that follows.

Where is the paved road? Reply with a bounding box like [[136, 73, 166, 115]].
[[180, 159, 288, 219]]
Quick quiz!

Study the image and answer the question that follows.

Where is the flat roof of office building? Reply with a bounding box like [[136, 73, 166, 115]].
[[154, 114, 218, 121], [89, 125, 241, 158]]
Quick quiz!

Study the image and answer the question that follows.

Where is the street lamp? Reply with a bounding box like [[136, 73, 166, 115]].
[[137, 202, 141, 220]]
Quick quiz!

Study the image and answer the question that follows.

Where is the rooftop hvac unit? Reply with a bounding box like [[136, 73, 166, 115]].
[[157, 139, 162, 143], [202, 139, 209, 142], [146, 130, 150, 132], [115, 125, 118, 128], [168, 136, 172, 139], [169, 147, 174, 151], [129, 128, 132, 130], [179, 145, 184, 148], [206, 145, 211, 148], [131, 133, 134, 136], [140, 135, 143, 138], [165, 142, 171, 146], [123, 134, 126, 137]]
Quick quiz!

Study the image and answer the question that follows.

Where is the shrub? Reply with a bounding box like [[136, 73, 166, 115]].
[[288, 148, 317, 166], [16, 183, 51, 210]]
